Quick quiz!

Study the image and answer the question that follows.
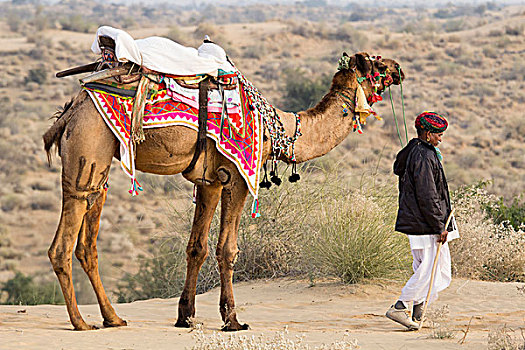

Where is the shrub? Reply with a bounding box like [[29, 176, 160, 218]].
[[193, 22, 217, 41], [165, 25, 187, 45], [59, 14, 93, 33], [1, 194, 25, 212], [443, 19, 465, 33], [449, 182, 525, 282], [280, 68, 332, 112], [29, 193, 59, 211], [332, 23, 366, 49], [242, 44, 267, 60], [0, 225, 10, 248], [485, 195, 525, 231], [505, 25, 523, 36], [305, 185, 411, 284], [436, 61, 461, 76], [7, 13, 23, 32], [24, 66, 47, 85], [488, 325, 525, 350], [1, 272, 64, 305]]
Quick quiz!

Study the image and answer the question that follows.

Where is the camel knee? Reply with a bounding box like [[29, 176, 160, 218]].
[[186, 241, 208, 265], [48, 245, 72, 275], [216, 245, 239, 269], [75, 243, 97, 271]]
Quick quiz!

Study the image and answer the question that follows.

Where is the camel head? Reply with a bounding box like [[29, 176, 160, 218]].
[[334, 52, 405, 106]]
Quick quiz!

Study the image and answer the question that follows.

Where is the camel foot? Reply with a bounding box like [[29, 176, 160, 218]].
[[74, 323, 99, 331], [103, 318, 127, 328], [174, 318, 191, 328], [221, 321, 250, 332]]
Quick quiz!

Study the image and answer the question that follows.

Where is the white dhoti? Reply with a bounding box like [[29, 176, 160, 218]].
[[399, 219, 459, 306]]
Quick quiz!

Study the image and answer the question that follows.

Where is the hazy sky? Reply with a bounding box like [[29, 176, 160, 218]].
[[60, 0, 525, 6], [154, 0, 522, 5]]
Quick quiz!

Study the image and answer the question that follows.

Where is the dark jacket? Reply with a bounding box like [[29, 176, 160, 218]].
[[394, 138, 452, 235]]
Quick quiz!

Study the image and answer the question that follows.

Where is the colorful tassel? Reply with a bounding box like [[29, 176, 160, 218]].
[[251, 198, 260, 218], [129, 178, 143, 196]]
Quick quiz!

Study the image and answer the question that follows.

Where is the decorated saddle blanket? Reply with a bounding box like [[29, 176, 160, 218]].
[[84, 75, 263, 205]]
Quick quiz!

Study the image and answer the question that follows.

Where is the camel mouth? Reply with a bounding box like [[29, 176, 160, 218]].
[[391, 65, 405, 85]]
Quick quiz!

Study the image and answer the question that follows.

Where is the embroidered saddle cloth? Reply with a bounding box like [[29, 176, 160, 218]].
[[84, 76, 263, 202]]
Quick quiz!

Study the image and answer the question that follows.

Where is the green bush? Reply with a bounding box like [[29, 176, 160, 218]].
[[193, 22, 217, 41], [281, 69, 331, 112], [24, 66, 47, 85], [1, 272, 64, 305], [0, 225, 10, 247], [305, 183, 410, 284], [59, 14, 94, 33], [485, 195, 525, 231], [166, 25, 187, 45]]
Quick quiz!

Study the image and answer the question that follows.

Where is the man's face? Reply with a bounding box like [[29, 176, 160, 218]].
[[428, 132, 444, 147]]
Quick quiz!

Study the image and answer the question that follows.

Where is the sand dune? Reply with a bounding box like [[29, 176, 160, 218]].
[[1, 278, 524, 349]]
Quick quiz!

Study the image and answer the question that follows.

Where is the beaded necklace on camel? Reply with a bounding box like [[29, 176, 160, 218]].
[[231, 60, 302, 217]]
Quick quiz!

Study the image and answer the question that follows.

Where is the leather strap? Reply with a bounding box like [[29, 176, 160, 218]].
[[182, 77, 210, 175]]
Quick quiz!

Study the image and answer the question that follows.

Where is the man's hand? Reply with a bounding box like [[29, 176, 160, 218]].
[[437, 230, 448, 243]]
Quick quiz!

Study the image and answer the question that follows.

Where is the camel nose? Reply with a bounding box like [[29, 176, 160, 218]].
[[392, 65, 405, 85]]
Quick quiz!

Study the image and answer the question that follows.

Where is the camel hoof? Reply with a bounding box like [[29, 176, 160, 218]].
[[103, 318, 127, 328], [221, 322, 250, 332], [75, 323, 99, 331], [174, 318, 191, 328]]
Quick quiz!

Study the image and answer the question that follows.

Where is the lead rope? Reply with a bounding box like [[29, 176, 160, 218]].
[[398, 66, 408, 144], [388, 67, 408, 147], [388, 86, 404, 148]]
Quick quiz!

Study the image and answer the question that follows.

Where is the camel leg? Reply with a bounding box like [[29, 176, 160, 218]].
[[49, 196, 97, 330], [175, 184, 222, 328], [48, 94, 118, 330], [216, 176, 249, 331], [75, 189, 127, 328]]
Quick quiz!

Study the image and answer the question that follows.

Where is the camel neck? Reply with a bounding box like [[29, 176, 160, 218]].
[[289, 85, 359, 163]]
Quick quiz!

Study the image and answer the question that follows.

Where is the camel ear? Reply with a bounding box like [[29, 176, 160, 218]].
[[342, 51, 349, 57], [354, 52, 372, 75]]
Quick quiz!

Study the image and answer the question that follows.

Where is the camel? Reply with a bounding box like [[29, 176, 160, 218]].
[[43, 51, 404, 331]]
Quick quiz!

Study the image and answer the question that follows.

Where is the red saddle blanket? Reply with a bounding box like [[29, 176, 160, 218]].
[[84, 79, 263, 213]]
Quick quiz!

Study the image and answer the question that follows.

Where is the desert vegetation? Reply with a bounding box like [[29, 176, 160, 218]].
[[0, 0, 523, 330]]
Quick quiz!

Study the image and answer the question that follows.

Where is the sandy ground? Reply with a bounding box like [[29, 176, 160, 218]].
[[0, 278, 524, 349]]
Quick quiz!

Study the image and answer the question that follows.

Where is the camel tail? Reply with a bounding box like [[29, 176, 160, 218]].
[[43, 98, 74, 165]]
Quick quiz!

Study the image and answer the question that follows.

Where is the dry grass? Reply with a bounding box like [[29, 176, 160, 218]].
[[426, 305, 456, 340], [488, 325, 525, 350], [305, 181, 410, 284], [449, 183, 525, 282], [191, 326, 359, 350]]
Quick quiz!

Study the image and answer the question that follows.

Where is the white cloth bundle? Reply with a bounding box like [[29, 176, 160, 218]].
[[91, 26, 234, 77]]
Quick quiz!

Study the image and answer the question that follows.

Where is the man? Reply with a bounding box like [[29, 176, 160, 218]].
[[386, 111, 458, 330]]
